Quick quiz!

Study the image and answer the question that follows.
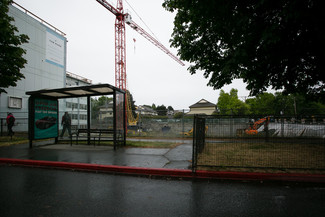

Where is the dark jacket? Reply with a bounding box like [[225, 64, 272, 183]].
[[6, 114, 15, 127], [61, 113, 71, 126]]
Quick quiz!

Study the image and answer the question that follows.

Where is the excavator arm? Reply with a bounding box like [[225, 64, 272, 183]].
[[245, 116, 270, 135]]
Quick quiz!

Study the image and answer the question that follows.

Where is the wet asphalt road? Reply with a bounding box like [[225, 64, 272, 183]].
[[1, 165, 325, 217]]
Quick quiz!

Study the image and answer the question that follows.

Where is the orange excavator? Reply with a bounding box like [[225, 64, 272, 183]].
[[245, 116, 270, 135]]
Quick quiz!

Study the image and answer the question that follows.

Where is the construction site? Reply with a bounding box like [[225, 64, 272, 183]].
[[1, 1, 325, 216]]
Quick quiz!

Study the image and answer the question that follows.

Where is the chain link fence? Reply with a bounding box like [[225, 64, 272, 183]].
[[193, 115, 325, 173]]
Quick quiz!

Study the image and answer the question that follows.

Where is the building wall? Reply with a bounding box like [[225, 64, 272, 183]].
[[63, 73, 91, 129], [0, 5, 67, 131], [187, 107, 216, 115]]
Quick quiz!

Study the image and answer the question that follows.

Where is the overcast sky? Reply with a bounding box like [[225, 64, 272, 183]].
[[13, 0, 251, 110]]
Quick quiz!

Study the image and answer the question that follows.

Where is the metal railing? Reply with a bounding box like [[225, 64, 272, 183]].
[[12, 1, 66, 36]]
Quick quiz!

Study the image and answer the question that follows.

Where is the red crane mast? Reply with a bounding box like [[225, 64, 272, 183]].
[[97, 0, 127, 90], [96, 0, 184, 128]]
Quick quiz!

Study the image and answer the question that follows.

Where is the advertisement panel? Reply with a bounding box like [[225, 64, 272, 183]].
[[34, 98, 58, 139]]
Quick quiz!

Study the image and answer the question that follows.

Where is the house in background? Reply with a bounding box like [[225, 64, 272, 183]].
[[99, 101, 114, 119], [187, 99, 216, 115], [136, 105, 158, 116]]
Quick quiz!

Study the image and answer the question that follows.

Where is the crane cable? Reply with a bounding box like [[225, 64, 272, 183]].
[[124, 0, 161, 43]]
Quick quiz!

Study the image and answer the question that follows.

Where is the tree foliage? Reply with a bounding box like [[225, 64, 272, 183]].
[[217, 89, 325, 116], [0, 0, 29, 93], [245, 93, 275, 115], [217, 89, 248, 115], [156, 105, 167, 116], [163, 0, 325, 99], [91, 96, 113, 119], [148, 104, 175, 116], [174, 112, 184, 119]]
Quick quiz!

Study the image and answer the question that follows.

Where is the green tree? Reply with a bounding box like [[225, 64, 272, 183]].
[[244, 92, 325, 116], [273, 93, 297, 116], [163, 0, 325, 99], [0, 0, 29, 93], [217, 89, 248, 115], [91, 96, 113, 119], [245, 92, 275, 115], [98, 96, 113, 106], [174, 112, 184, 119], [273, 93, 325, 116], [156, 105, 167, 116], [301, 102, 325, 115]]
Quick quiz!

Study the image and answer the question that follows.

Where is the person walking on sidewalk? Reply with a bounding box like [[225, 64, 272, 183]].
[[6, 113, 15, 137], [60, 112, 72, 138]]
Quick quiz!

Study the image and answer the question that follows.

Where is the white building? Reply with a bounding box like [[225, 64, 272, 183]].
[[64, 72, 92, 129], [0, 3, 91, 132], [0, 3, 67, 131]]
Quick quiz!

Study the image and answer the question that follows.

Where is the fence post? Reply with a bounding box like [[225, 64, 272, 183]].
[[192, 115, 207, 173], [0, 118, 3, 136], [265, 120, 269, 142], [182, 109, 185, 139], [231, 115, 234, 137], [192, 115, 197, 173], [281, 116, 284, 137]]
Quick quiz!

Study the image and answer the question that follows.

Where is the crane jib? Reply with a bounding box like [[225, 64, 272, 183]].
[[96, 0, 184, 66]]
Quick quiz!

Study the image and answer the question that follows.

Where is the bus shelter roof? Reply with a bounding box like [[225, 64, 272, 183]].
[[26, 83, 126, 148], [26, 83, 125, 99]]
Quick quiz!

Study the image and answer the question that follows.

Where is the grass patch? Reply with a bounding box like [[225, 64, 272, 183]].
[[59, 139, 179, 148], [0, 136, 29, 147], [197, 141, 325, 174], [125, 141, 179, 148]]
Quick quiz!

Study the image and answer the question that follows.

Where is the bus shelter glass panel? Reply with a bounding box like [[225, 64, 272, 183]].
[[61, 97, 88, 131], [116, 91, 125, 141], [91, 95, 114, 129]]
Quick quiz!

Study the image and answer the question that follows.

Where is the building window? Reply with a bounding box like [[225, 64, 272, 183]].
[[8, 96, 22, 109]]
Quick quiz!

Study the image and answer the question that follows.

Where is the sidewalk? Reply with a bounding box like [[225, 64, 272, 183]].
[[0, 138, 192, 169], [1, 138, 325, 183]]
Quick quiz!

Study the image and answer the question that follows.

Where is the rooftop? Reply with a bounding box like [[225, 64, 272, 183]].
[[12, 1, 66, 37], [189, 99, 215, 108]]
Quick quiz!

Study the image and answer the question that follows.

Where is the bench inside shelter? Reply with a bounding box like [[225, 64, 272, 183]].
[[71, 128, 123, 146]]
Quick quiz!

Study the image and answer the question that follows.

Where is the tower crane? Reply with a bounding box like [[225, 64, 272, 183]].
[[96, 0, 184, 126]]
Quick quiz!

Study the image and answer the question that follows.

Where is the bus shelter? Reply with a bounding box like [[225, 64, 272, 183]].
[[26, 84, 126, 149]]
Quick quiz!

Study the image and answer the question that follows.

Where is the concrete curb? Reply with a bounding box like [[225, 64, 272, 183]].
[[1, 158, 325, 183]]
